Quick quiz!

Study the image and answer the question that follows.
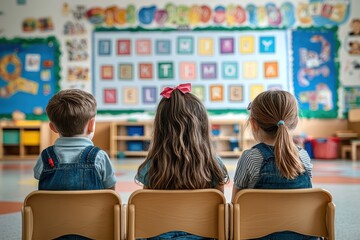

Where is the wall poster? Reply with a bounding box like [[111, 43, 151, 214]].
[[93, 27, 290, 113], [0, 37, 60, 117], [292, 28, 339, 118]]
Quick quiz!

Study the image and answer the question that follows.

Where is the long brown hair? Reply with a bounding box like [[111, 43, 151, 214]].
[[136, 89, 229, 189], [249, 90, 304, 179]]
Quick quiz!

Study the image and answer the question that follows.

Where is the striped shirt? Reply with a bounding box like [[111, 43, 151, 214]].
[[233, 145, 313, 190]]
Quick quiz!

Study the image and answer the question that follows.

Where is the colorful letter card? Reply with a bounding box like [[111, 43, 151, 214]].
[[156, 39, 171, 55], [103, 88, 117, 103], [98, 40, 111, 56], [177, 36, 194, 54], [117, 39, 131, 55], [264, 61, 278, 78], [201, 63, 217, 79], [240, 36, 255, 54], [250, 84, 264, 100], [139, 63, 153, 79], [222, 62, 238, 79], [142, 87, 157, 104], [198, 38, 214, 55], [210, 85, 224, 101], [243, 62, 258, 79], [101, 65, 114, 80], [259, 36, 275, 53], [229, 85, 243, 102], [123, 87, 138, 104], [158, 62, 174, 79], [180, 62, 196, 80], [136, 39, 152, 55], [192, 85, 205, 101], [220, 38, 234, 54], [119, 64, 133, 80]]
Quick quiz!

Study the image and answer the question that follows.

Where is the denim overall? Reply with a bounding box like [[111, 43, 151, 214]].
[[39, 145, 104, 240], [253, 143, 317, 240]]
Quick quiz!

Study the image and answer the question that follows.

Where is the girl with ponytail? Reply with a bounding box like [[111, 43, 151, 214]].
[[231, 90, 316, 240]]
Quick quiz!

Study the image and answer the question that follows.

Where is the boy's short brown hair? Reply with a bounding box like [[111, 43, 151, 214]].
[[46, 89, 97, 137]]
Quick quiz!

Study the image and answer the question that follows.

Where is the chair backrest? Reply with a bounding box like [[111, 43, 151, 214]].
[[232, 188, 335, 240], [22, 190, 123, 240], [127, 189, 227, 240]]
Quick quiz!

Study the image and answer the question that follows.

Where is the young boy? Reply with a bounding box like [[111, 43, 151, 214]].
[[33, 89, 117, 190]]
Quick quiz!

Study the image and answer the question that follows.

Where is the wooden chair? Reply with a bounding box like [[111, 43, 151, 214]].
[[339, 108, 360, 161], [127, 189, 227, 240], [22, 190, 125, 240], [230, 188, 335, 240]]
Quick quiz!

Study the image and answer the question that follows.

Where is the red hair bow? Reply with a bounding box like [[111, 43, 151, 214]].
[[160, 83, 192, 99]]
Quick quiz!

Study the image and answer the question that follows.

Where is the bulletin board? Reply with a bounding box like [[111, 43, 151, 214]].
[[292, 28, 339, 118], [0, 37, 60, 118], [93, 27, 290, 113]]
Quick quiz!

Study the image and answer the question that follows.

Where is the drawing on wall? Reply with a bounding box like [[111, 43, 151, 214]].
[[292, 28, 339, 118], [0, 37, 60, 116], [344, 86, 360, 114], [93, 28, 290, 112]]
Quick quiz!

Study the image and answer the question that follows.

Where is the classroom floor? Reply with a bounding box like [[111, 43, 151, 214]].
[[0, 158, 359, 240]]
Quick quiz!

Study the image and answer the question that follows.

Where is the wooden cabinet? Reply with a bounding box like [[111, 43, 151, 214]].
[[0, 121, 50, 160], [110, 119, 245, 159]]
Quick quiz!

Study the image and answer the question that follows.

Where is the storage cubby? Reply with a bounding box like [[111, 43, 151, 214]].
[[0, 121, 50, 160], [110, 119, 245, 158]]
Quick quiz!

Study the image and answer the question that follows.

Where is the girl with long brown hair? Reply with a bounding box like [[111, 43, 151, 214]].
[[231, 90, 316, 240], [136, 83, 229, 239]]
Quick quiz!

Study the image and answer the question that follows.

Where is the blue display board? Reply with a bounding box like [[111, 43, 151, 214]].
[[0, 37, 60, 117], [292, 28, 339, 118]]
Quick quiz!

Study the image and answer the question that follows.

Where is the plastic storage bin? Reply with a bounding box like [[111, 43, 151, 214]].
[[127, 141, 143, 151], [126, 126, 144, 136], [313, 137, 340, 159], [3, 130, 20, 145], [21, 130, 40, 146]]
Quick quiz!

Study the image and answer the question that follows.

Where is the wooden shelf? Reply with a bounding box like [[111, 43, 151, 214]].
[[0, 121, 50, 160], [110, 119, 245, 159]]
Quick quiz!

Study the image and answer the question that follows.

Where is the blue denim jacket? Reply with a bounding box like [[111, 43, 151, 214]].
[[253, 143, 317, 240]]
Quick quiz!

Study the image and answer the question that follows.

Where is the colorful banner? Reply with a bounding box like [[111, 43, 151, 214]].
[[0, 37, 60, 116], [85, 1, 350, 29], [292, 28, 339, 118], [93, 27, 290, 113]]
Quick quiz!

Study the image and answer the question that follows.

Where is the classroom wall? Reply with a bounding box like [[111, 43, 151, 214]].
[[0, 0, 359, 145]]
